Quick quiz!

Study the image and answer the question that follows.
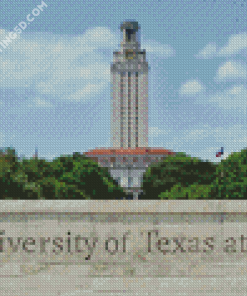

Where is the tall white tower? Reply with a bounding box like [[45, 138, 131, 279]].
[[111, 21, 149, 148], [84, 21, 175, 199]]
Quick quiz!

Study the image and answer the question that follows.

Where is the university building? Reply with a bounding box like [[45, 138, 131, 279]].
[[83, 21, 176, 199]]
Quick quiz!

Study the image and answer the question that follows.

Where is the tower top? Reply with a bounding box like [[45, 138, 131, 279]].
[[120, 21, 139, 32], [119, 20, 141, 48]]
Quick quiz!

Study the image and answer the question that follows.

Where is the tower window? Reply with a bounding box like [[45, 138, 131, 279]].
[[126, 29, 134, 42]]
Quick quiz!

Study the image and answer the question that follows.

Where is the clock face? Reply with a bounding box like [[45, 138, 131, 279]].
[[126, 50, 136, 59]]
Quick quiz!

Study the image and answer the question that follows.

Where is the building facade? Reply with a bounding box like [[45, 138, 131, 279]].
[[111, 21, 149, 148], [83, 21, 176, 199], [84, 147, 175, 199]]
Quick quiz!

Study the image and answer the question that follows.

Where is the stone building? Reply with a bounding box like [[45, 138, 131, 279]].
[[83, 21, 176, 199]]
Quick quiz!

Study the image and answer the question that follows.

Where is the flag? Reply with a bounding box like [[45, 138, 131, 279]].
[[216, 147, 224, 157]]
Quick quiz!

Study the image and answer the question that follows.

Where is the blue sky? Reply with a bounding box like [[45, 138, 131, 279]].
[[0, 0, 246, 164]]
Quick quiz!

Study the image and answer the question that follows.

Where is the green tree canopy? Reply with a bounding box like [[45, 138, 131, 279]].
[[0, 151, 127, 199], [140, 152, 218, 199], [210, 148, 247, 199], [158, 183, 218, 199]]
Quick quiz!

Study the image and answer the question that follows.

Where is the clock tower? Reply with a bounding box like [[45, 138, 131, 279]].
[[84, 21, 175, 199], [111, 21, 149, 148]]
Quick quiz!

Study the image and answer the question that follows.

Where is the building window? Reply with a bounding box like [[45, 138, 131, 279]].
[[110, 157, 116, 163], [128, 177, 133, 187], [133, 157, 138, 162]]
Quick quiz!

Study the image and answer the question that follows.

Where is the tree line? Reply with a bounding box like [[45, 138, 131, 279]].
[[0, 148, 246, 199]]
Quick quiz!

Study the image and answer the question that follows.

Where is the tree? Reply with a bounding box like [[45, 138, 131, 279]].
[[158, 183, 218, 199], [50, 154, 126, 199], [210, 148, 247, 199], [0, 151, 128, 199], [140, 153, 218, 199], [0, 172, 29, 199]]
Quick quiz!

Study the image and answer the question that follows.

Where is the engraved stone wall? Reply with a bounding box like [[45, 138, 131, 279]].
[[0, 201, 247, 296]]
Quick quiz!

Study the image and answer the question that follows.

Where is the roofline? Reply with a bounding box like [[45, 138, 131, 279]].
[[83, 147, 176, 156]]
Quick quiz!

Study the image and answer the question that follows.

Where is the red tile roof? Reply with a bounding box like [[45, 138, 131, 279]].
[[83, 147, 176, 156]]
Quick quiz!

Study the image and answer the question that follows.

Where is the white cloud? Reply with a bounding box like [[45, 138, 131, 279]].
[[179, 79, 206, 96], [0, 27, 115, 99], [215, 60, 247, 82], [66, 81, 108, 101], [149, 127, 169, 137], [27, 98, 54, 108], [0, 29, 22, 50], [166, 124, 247, 147], [36, 81, 56, 95], [195, 42, 218, 59], [227, 85, 245, 95], [185, 127, 211, 141], [163, 125, 247, 163], [0, 29, 7, 36], [210, 125, 247, 145], [208, 84, 247, 111], [195, 32, 247, 59], [143, 40, 175, 58], [218, 32, 247, 56], [0, 26, 175, 105], [184, 126, 247, 160], [79, 63, 110, 80], [75, 27, 119, 49]]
